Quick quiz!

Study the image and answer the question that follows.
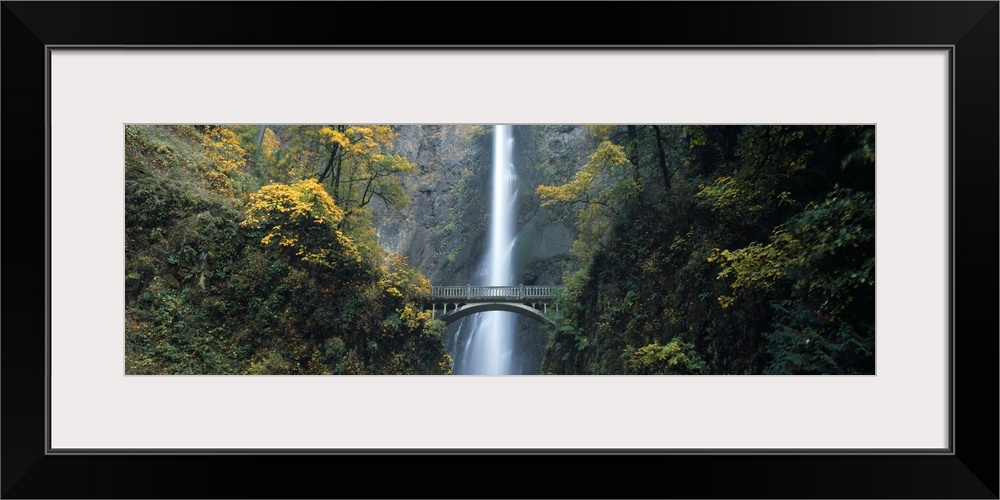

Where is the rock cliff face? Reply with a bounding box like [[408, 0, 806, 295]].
[[511, 125, 592, 288], [374, 125, 482, 283], [373, 124, 595, 373]]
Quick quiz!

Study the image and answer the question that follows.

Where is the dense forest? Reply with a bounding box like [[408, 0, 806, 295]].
[[125, 125, 450, 374], [124, 124, 874, 375], [538, 125, 875, 375]]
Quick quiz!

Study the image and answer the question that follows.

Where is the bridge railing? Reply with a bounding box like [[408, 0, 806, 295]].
[[429, 285, 563, 301]]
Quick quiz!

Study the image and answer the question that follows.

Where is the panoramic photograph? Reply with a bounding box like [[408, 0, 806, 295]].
[[125, 124, 875, 375]]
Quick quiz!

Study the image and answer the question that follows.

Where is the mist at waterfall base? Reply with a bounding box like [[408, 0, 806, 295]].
[[452, 125, 525, 375]]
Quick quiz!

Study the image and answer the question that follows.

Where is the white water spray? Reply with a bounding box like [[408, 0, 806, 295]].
[[456, 125, 519, 375]]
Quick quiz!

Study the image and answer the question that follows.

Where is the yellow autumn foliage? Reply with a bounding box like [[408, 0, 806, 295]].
[[378, 252, 432, 299], [537, 140, 638, 261], [241, 178, 360, 265], [260, 127, 279, 158], [202, 126, 246, 174], [315, 125, 395, 158]]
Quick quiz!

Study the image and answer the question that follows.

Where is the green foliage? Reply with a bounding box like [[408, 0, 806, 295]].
[[696, 175, 767, 223], [540, 287, 591, 374], [542, 125, 875, 375], [199, 126, 251, 195], [712, 188, 876, 375], [623, 338, 707, 375], [240, 178, 363, 270], [125, 123, 875, 377], [537, 140, 640, 262], [711, 188, 874, 309], [764, 302, 874, 375], [124, 125, 449, 375], [271, 125, 415, 229]]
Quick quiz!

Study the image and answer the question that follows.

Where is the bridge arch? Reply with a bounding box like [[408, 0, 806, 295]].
[[426, 285, 563, 326], [437, 302, 553, 325]]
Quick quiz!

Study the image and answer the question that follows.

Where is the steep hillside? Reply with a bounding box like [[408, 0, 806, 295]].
[[125, 125, 450, 375]]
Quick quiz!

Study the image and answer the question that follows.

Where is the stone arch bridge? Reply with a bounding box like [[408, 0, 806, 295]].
[[424, 285, 563, 325]]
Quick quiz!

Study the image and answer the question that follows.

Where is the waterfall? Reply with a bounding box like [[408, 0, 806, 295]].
[[454, 125, 519, 375]]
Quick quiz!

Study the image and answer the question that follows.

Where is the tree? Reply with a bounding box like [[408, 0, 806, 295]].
[[540, 124, 875, 375], [708, 186, 875, 374], [200, 126, 248, 194], [588, 125, 682, 192], [537, 140, 640, 262], [240, 178, 363, 269], [274, 125, 416, 226], [623, 338, 708, 375]]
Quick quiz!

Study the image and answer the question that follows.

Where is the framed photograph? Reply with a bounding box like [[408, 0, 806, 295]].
[[4, 2, 996, 498]]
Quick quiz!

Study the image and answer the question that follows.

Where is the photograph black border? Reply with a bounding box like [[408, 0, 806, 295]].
[[3, 2, 997, 498]]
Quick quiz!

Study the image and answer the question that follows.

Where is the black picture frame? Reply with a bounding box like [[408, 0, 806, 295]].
[[3, 2, 996, 498]]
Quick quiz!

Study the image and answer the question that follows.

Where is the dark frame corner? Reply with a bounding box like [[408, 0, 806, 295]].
[[2, 2, 996, 498]]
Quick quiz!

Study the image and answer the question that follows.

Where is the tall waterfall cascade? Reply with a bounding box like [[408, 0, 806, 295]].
[[454, 125, 519, 375]]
